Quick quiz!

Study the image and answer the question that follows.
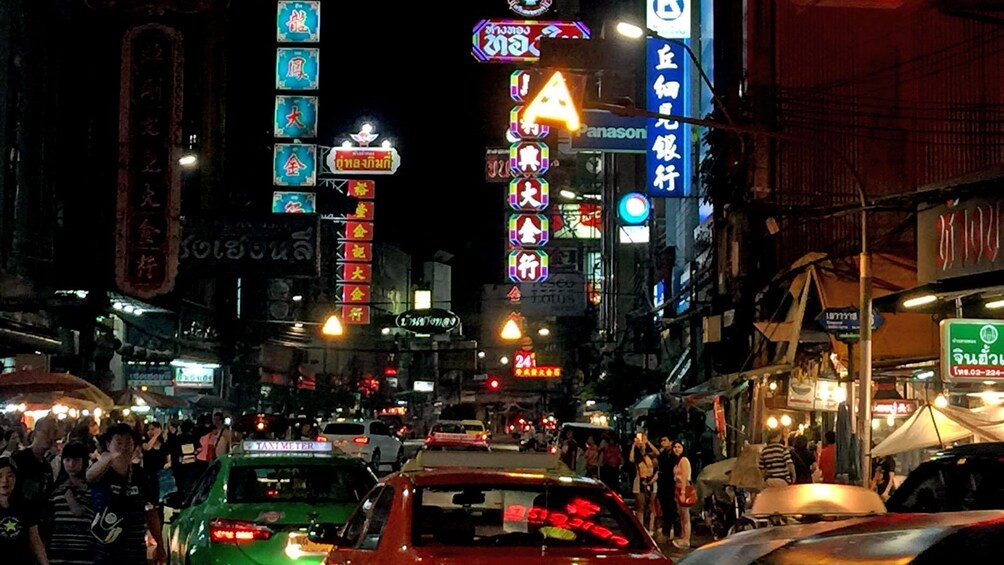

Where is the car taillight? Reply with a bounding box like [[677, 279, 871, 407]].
[[352, 436, 370, 445], [549, 445, 558, 454], [315, 435, 327, 442], [425, 435, 433, 443], [481, 434, 489, 441], [209, 519, 272, 543]]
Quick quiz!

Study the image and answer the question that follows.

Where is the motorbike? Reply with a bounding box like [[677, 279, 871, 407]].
[[701, 484, 751, 539]]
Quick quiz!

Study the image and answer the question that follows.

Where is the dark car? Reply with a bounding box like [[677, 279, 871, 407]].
[[886, 442, 1004, 513]]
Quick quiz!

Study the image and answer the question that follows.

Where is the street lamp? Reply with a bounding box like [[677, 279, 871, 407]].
[[322, 313, 344, 337]]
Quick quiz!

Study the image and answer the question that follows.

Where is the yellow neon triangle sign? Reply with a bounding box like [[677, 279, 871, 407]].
[[523, 70, 581, 132]]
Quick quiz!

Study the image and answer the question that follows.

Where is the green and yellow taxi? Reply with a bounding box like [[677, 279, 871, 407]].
[[165, 440, 377, 564]]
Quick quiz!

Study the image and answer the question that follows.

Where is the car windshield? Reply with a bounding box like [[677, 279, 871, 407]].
[[227, 464, 375, 504], [887, 459, 1004, 513], [412, 484, 646, 550], [432, 423, 466, 434], [425, 444, 490, 452], [324, 423, 365, 435]]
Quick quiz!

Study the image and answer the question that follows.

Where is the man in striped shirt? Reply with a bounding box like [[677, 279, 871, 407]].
[[758, 430, 795, 488]]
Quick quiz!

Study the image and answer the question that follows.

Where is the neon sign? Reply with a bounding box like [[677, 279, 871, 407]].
[[503, 499, 629, 547]]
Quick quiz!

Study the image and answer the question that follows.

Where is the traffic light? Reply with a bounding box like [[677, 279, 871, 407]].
[[487, 376, 501, 391]]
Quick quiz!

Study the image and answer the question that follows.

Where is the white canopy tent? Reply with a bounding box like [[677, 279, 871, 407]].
[[871, 403, 1004, 457]]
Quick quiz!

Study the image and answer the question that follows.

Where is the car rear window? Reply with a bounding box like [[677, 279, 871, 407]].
[[463, 423, 486, 433], [887, 459, 1004, 512], [431, 423, 465, 434], [324, 423, 365, 435], [412, 485, 646, 550], [227, 464, 375, 504]]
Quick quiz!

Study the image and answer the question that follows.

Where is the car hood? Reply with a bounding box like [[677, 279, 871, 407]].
[[413, 547, 669, 563], [678, 511, 1004, 565]]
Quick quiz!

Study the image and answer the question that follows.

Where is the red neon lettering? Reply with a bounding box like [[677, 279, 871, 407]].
[[504, 504, 527, 522], [528, 507, 548, 523], [938, 210, 958, 271], [569, 498, 601, 518], [548, 512, 569, 527], [591, 526, 612, 540], [610, 535, 629, 547]]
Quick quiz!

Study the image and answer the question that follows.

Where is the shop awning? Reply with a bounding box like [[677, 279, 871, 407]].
[[871, 403, 1004, 457], [814, 254, 939, 364]]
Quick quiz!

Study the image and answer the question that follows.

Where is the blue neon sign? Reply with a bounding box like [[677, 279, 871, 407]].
[[276, 1, 321, 43], [646, 38, 691, 198]]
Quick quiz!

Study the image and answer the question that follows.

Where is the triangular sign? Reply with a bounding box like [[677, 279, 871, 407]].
[[523, 70, 581, 132]]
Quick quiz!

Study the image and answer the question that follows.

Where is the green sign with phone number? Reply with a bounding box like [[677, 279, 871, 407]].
[[941, 319, 1004, 382]]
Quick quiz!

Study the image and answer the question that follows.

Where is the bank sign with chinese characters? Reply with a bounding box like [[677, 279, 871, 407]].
[[646, 37, 691, 198], [941, 319, 1004, 383]]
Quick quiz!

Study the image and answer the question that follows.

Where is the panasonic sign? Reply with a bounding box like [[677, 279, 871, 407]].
[[567, 110, 647, 153]]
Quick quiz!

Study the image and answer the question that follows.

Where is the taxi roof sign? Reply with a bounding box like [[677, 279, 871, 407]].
[[402, 451, 571, 473], [242, 440, 332, 454]]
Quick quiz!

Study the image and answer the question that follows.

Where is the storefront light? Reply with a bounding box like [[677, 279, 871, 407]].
[[872, 418, 880, 430], [903, 294, 937, 308], [767, 416, 779, 429], [768, 381, 778, 391], [886, 415, 895, 427], [780, 414, 792, 427], [986, 299, 1004, 309], [833, 385, 847, 403], [934, 394, 949, 409]]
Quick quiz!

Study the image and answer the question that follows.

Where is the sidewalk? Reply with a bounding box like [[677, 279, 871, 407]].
[[654, 530, 715, 562]]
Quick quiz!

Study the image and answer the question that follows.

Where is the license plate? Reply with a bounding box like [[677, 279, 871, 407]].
[[287, 532, 332, 556]]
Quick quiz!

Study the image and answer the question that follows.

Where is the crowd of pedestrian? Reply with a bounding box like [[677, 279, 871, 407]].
[[0, 410, 235, 564]]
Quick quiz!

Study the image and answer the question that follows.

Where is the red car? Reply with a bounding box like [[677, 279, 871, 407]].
[[312, 451, 669, 564]]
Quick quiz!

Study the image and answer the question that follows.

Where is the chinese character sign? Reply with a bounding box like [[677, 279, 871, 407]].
[[509, 142, 550, 176], [276, 48, 320, 90], [277, 1, 321, 42], [508, 214, 550, 247], [272, 191, 316, 214], [508, 249, 549, 283], [646, 38, 691, 198], [509, 177, 549, 211], [274, 96, 318, 138], [273, 144, 317, 186]]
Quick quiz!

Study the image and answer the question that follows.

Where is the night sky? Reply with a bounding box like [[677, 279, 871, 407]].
[[230, 0, 625, 315]]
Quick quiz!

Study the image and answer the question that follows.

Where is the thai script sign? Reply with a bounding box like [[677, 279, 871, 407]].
[[646, 37, 691, 197], [276, 1, 320, 43], [471, 19, 590, 63], [116, 24, 183, 299], [941, 319, 1004, 383], [179, 217, 319, 276], [325, 147, 401, 175], [508, 0, 552, 17], [486, 148, 513, 183], [395, 308, 461, 334], [872, 399, 919, 418], [815, 307, 885, 340], [918, 197, 1003, 283]]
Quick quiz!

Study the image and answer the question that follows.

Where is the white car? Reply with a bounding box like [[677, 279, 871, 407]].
[[321, 418, 404, 471]]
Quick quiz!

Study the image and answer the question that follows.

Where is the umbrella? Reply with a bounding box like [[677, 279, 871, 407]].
[[871, 404, 1004, 457], [0, 371, 113, 408], [5, 392, 107, 412], [111, 387, 188, 409], [180, 393, 235, 410]]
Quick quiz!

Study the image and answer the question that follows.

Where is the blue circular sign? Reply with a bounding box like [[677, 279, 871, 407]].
[[618, 193, 651, 224]]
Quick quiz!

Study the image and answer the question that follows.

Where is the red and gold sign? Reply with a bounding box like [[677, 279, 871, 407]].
[[342, 241, 372, 262], [116, 24, 183, 299], [347, 200, 375, 221], [348, 179, 375, 199], [342, 262, 372, 283], [514, 365, 562, 378], [326, 147, 401, 175], [341, 284, 371, 303], [342, 305, 371, 325], [343, 221, 373, 241]]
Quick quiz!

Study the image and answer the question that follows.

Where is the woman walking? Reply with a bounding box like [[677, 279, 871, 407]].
[[672, 441, 693, 549]]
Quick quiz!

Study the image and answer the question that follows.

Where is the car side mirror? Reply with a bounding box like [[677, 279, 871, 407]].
[[308, 522, 344, 546]]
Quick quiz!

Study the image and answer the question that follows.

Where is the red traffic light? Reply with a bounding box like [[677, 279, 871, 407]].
[[487, 377, 501, 391]]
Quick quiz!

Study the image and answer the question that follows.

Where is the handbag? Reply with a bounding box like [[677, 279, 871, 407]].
[[676, 484, 697, 507]]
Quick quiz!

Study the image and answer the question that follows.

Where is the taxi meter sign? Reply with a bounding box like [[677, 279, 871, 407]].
[[242, 440, 332, 453]]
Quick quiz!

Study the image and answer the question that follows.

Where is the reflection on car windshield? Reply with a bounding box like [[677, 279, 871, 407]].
[[431, 423, 466, 434], [887, 460, 1004, 512], [412, 485, 645, 549], [227, 465, 374, 504]]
